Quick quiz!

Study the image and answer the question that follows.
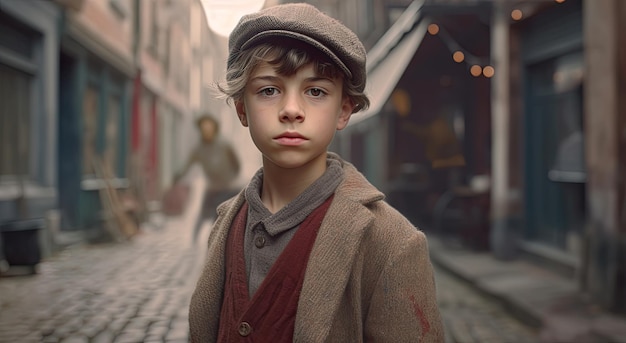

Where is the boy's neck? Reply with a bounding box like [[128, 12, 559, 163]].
[[260, 155, 328, 214]]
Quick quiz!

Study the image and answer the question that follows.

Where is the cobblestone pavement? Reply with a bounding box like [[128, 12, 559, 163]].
[[1, 215, 539, 343], [0, 214, 206, 343], [435, 263, 540, 343]]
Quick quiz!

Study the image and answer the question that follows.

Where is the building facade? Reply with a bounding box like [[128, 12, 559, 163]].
[[306, 0, 625, 313], [492, 0, 625, 312], [56, 0, 217, 232], [1, 0, 218, 245], [0, 0, 62, 252], [56, 0, 135, 231]]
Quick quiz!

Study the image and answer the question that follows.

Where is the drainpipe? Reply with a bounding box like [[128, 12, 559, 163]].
[[489, 0, 517, 260], [131, 0, 142, 153]]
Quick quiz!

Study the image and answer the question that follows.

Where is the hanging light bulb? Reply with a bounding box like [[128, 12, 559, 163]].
[[511, 9, 523, 21], [453, 51, 465, 63], [470, 65, 482, 77], [483, 66, 495, 78], [428, 23, 440, 35]]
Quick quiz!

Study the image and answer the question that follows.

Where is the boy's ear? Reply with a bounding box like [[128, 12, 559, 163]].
[[336, 97, 355, 130], [235, 100, 248, 127]]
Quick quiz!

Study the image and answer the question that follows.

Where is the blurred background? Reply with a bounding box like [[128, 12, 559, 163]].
[[0, 0, 625, 342]]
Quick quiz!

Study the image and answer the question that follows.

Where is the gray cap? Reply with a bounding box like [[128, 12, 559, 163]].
[[228, 3, 367, 92]]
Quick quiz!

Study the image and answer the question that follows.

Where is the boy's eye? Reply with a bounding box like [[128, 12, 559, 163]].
[[307, 88, 325, 97], [260, 87, 278, 96]]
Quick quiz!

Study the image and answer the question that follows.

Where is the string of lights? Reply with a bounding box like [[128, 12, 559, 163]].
[[425, 0, 567, 78], [426, 22, 494, 78]]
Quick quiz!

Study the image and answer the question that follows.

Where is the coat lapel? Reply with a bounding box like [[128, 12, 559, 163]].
[[294, 195, 374, 342]]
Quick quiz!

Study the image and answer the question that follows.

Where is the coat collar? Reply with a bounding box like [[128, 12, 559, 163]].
[[326, 152, 384, 206], [295, 154, 384, 341]]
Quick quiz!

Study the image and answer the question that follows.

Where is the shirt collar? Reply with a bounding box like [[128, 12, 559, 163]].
[[244, 158, 344, 236]]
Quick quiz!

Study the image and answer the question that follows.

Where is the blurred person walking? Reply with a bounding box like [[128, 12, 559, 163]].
[[174, 114, 241, 243]]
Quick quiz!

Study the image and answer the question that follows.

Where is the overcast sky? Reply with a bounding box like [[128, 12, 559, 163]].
[[200, 0, 267, 37]]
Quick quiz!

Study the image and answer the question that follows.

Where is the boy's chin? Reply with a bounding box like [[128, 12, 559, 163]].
[[263, 152, 328, 170]]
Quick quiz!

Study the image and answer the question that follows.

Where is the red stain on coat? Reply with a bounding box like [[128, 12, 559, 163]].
[[409, 294, 431, 338]]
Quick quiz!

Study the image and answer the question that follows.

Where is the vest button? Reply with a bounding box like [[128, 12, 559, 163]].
[[255, 236, 266, 248], [238, 321, 252, 336]]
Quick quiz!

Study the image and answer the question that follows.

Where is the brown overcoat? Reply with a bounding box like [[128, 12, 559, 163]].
[[189, 155, 444, 342]]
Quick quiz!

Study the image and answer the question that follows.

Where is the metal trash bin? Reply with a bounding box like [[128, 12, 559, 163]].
[[0, 218, 44, 273]]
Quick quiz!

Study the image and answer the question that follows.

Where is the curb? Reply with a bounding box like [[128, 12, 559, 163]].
[[428, 236, 626, 343]]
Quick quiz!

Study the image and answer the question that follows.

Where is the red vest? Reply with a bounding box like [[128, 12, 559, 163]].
[[217, 195, 334, 342]]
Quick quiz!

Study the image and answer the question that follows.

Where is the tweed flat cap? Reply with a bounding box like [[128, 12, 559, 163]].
[[228, 3, 367, 92]]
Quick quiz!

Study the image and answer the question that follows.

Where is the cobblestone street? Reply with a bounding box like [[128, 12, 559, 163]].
[[436, 262, 539, 343], [1, 212, 538, 343], [0, 214, 206, 343]]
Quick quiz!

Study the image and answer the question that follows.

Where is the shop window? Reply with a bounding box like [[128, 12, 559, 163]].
[[82, 85, 99, 177], [0, 63, 32, 180], [549, 53, 585, 182], [525, 50, 585, 250], [104, 95, 121, 175], [0, 13, 37, 184]]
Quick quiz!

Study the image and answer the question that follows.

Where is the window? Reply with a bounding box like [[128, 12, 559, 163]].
[[0, 14, 37, 182], [526, 50, 585, 248], [82, 85, 99, 176], [0, 63, 32, 180], [104, 94, 121, 175], [550, 53, 584, 181]]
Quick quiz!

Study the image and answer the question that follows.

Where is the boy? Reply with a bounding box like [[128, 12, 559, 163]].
[[189, 3, 444, 342]]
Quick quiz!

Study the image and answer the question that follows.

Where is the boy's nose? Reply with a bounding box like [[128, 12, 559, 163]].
[[279, 94, 305, 122]]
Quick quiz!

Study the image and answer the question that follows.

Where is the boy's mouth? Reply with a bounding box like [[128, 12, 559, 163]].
[[274, 132, 308, 146]]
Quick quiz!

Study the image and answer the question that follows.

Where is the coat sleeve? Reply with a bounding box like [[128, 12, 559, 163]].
[[363, 230, 445, 342]]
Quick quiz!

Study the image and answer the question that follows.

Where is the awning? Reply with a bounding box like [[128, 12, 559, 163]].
[[350, 0, 429, 126]]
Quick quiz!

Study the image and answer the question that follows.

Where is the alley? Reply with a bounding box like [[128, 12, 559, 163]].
[[3, 2, 626, 340], [0, 217, 538, 343]]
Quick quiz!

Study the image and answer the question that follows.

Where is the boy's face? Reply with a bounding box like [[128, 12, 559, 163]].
[[236, 61, 354, 171]]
